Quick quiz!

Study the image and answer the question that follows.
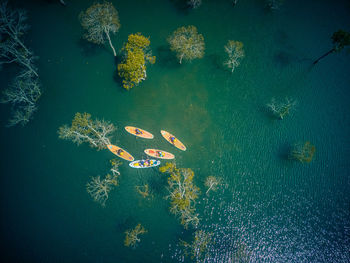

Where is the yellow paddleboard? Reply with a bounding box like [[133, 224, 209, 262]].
[[160, 130, 186, 151], [144, 149, 175, 159], [125, 126, 154, 139], [107, 144, 134, 161]]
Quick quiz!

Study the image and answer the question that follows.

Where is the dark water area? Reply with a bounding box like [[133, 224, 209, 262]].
[[0, 0, 349, 262]]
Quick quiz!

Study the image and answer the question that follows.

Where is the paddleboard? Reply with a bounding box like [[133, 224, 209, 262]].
[[129, 159, 160, 168], [144, 149, 175, 159], [125, 126, 154, 139], [107, 144, 134, 161], [160, 130, 186, 151]]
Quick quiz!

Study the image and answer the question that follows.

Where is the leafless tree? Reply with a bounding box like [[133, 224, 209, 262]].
[[266, 97, 297, 120], [79, 2, 120, 56], [0, 1, 38, 77], [187, 0, 202, 9], [1, 71, 41, 126], [224, 40, 245, 72]]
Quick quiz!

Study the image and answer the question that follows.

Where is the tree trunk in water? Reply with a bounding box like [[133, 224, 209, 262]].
[[179, 54, 184, 64], [313, 48, 335, 65], [105, 30, 116, 57]]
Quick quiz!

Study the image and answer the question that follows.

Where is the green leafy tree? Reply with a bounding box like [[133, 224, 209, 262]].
[[290, 141, 316, 163], [124, 223, 147, 247], [79, 2, 120, 56], [117, 33, 155, 90], [181, 230, 213, 261], [58, 112, 115, 150], [266, 97, 297, 120], [168, 25, 205, 64], [160, 163, 200, 229], [224, 40, 245, 72], [313, 30, 350, 64]]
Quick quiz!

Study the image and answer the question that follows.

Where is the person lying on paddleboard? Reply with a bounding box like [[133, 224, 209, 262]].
[[135, 128, 143, 135], [139, 159, 153, 167], [117, 149, 124, 156], [170, 136, 176, 144]]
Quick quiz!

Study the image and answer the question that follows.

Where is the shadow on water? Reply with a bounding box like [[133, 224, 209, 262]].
[[115, 215, 135, 232], [155, 45, 181, 69], [77, 38, 104, 57], [274, 51, 294, 67], [206, 53, 225, 71], [147, 171, 167, 197], [274, 50, 313, 67], [170, 0, 191, 14], [257, 103, 279, 123], [277, 142, 292, 162], [112, 54, 129, 91], [35, 0, 66, 6]]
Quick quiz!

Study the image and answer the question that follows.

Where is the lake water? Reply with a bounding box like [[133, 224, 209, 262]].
[[0, 0, 349, 262]]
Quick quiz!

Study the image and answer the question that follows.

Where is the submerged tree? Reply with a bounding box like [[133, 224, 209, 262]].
[[124, 223, 147, 247], [168, 25, 205, 64], [231, 241, 252, 263], [160, 163, 200, 229], [0, 1, 38, 76], [79, 2, 120, 56], [58, 112, 115, 150], [1, 72, 41, 126], [117, 33, 156, 90], [223, 40, 245, 72], [290, 141, 316, 163], [86, 174, 118, 206], [181, 230, 213, 261], [0, 1, 41, 127], [110, 158, 121, 176], [313, 30, 350, 64], [231, 0, 239, 6], [266, 0, 284, 10], [205, 176, 221, 195], [266, 97, 296, 120], [187, 0, 202, 9], [136, 184, 150, 199], [86, 159, 121, 206]]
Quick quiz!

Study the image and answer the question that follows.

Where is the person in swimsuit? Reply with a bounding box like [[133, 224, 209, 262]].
[[117, 149, 124, 156], [170, 136, 176, 144], [157, 151, 164, 157]]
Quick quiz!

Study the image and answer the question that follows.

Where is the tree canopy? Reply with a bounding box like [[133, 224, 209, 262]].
[[79, 2, 120, 56], [313, 29, 350, 64], [223, 40, 245, 72], [160, 162, 200, 229], [58, 112, 115, 150], [168, 25, 205, 64], [124, 223, 147, 247], [290, 141, 316, 163], [117, 33, 155, 90], [332, 30, 350, 52]]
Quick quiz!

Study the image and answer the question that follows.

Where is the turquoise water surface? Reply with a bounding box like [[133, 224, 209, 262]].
[[0, 0, 349, 262]]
